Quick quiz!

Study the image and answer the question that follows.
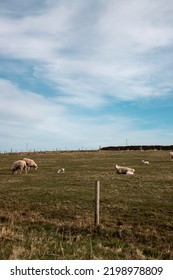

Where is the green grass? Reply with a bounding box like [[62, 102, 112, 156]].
[[0, 150, 173, 259]]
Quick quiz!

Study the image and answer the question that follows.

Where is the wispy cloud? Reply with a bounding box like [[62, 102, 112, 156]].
[[0, 0, 173, 150]]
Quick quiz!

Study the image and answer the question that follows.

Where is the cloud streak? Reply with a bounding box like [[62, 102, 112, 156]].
[[0, 0, 173, 151]]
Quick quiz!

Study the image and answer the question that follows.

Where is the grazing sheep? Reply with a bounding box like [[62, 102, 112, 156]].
[[23, 158, 38, 171], [11, 160, 27, 174], [170, 152, 173, 161], [115, 164, 135, 175], [142, 160, 150, 164], [57, 168, 65, 173]]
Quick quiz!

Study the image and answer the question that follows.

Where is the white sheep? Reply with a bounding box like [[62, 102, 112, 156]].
[[57, 168, 65, 173], [142, 160, 150, 164], [115, 164, 135, 175], [11, 160, 27, 174], [170, 152, 173, 161], [23, 158, 38, 171]]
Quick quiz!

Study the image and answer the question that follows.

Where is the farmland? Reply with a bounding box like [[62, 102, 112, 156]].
[[0, 150, 173, 260]]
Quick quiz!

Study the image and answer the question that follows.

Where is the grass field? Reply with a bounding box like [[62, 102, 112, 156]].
[[0, 150, 173, 260]]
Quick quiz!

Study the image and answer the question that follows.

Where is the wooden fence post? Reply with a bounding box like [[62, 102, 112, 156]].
[[95, 180, 100, 226]]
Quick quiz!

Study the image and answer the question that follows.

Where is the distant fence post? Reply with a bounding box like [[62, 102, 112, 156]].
[[95, 180, 100, 226]]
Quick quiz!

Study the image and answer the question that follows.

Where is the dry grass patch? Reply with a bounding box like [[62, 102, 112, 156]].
[[0, 150, 173, 259]]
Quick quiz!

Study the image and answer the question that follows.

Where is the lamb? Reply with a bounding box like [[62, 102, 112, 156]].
[[57, 168, 65, 173], [23, 158, 38, 171], [170, 152, 173, 161], [142, 160, 149, 164], [115, 164, 135, 175], [11, 160, 27, 174]]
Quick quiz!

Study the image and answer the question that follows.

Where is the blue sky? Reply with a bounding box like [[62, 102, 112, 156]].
[[0, 0, 173, 152]]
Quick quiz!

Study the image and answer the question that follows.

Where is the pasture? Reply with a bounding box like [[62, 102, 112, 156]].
[[0, 150, 173, 260]]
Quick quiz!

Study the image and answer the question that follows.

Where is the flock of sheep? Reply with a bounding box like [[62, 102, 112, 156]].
[[115, 152, 173, 175], [115, 160, 149, 175], [11, 152, 173, 175], [115, 159, 150, 175], [11, 158, 38, 174]]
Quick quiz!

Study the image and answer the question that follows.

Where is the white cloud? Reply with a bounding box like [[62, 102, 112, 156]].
[[0, 1, 173, 151], [0, 79, 67, 135], [1, 77, 172, 151], [1, 0, 173, 104]]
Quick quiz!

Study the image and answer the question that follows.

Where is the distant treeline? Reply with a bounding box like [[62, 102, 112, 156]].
[[100, 145, 173, 151]]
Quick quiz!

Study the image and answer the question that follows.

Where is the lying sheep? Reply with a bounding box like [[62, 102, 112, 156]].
[[170, 152, 173, 161], [115, 164, 135, 175], [142, 160, 150, 164], [57, 168, 65, 173], [11, 160, 27, 174], [23, 158, 38, 171]]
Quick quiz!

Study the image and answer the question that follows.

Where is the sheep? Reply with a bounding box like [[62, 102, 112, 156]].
[[126, 169, 135, 175], [11, 160, 27, 174], [115, 164, 135, 175], [57, 168, 65, 173], [23, 158, 38, 171], [142, 160, 150, 164], [170, 152, 173, 161]]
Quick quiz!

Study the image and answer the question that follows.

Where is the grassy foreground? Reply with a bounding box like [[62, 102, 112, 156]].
[[0, 150, 173, 260]]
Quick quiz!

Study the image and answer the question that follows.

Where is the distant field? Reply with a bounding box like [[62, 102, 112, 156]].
[[0, 150, 173, 260]]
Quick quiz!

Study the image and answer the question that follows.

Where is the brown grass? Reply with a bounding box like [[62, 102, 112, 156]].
[[0, 150, 173, 259]]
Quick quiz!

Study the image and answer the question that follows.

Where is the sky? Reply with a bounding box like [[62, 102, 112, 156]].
[[0, 0, 173, 152]]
